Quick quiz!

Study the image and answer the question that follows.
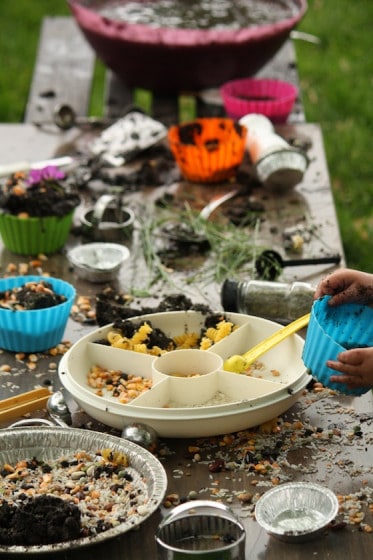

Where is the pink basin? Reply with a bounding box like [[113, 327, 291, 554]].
[[68, 0, 308, 93]]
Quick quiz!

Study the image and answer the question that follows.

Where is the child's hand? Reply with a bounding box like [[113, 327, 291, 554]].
[[314, 268, 373, 306], [327, 347, 373, 389]]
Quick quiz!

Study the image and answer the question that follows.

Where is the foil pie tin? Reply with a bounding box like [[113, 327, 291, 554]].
[[255, 482, 339, 543], [0, 427, 167, 555], [67, 242, 130, 283]]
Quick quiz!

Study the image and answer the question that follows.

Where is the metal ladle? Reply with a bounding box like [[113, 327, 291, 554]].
[[121, 423, 158, 452], [255, 249, 341, 280], [46, 391, 72, 428]]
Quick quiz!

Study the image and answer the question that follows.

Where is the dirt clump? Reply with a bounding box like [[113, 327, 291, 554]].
[[0, 495, 82, 546], [95, 290, 212, 326]]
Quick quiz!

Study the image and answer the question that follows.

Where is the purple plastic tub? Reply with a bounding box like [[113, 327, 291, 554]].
[[68, 0, 307, 93], [302, 296, 373, 396]]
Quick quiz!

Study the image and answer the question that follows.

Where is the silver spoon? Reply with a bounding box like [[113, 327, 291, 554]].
[[162, 188, 241, 245], [199, 188, 241, 220], [46, 391, 72, 428], [36, 102, 144, 130], [53, 104, 116, 130], [34, 104, 115, 130]]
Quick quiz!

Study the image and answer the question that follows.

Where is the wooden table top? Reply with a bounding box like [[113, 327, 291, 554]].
[[0, 16, 371, 558], [0, 122, 372, 560], [0, 17, 373, 560]]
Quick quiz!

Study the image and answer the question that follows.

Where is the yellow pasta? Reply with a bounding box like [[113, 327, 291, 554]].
[[107, 332, 124, 346], [131, 323, 152, 344], [132, 343, 148, 354], [173, 332, 200, 349], [148, 345, 166, 357], [104, 318, 237, 356], [113, 338, 131, 349], [199, 338, 213, 350]]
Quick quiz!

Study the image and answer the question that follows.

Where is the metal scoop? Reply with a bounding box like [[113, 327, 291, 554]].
[[255, 249, 341, 280], [223, 312, 310, 373]]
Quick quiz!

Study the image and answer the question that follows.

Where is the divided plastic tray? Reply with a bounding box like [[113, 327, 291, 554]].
[[59, 311, 310, 437]]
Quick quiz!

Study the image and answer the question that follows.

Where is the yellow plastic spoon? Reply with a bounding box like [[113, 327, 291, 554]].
[[223, 312, 310, 373]]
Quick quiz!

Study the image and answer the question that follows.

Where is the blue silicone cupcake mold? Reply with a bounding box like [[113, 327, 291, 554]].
[[302, 295, 373, 396], [0, 275, 75, 353]]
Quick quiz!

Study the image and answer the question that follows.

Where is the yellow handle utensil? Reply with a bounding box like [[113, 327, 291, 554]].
[[0, 387, 51, 423], [223, 313, 310, 373]]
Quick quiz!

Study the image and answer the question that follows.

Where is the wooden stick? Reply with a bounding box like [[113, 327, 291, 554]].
[[0, 387, 51, 422]]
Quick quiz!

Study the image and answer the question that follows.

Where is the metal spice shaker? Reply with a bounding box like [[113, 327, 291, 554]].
[[221, 279, 315, 322]]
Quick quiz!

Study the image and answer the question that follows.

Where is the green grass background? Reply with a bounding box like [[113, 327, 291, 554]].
[[0, 0, 372, 272]]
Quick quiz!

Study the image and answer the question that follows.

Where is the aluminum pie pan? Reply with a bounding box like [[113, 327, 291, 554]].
[[0, 427, 167, 556], [255, 482, 339, 543]]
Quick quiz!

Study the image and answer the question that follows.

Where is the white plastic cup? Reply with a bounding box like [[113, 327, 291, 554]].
[[152, 349, 223, 407], [152, 349, 223, 380]]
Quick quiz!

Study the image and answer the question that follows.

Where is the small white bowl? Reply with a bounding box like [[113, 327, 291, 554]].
[[255, 482, 339, 543], [68, 242, 130, 283]]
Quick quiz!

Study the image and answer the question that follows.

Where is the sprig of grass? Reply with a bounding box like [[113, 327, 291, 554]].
[[187, 216, 265, 284], [135, 202, 267, 290], [132, 205, 184, 292]]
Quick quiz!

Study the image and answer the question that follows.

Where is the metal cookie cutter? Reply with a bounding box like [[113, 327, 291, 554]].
[[156, 500, 246, 559], [81, 194, 135, 243]]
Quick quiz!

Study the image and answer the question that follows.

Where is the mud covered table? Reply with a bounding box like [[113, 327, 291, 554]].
[[1, 14, 372, 560], [0, 121, 372, 560]]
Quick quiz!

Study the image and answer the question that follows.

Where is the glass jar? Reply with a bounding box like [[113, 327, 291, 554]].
[[221, 278, 315, 322]]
